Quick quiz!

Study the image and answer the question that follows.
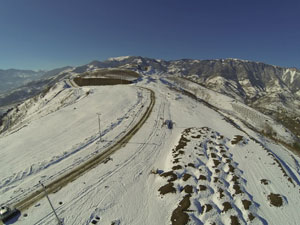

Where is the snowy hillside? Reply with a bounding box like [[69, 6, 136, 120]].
[[165, 76, 296, 145], [2, 57, 300, 141], [1, 72, 300, 225]]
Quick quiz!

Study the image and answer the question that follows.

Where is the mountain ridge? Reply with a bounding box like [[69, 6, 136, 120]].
[[1, 56, 299, 139]]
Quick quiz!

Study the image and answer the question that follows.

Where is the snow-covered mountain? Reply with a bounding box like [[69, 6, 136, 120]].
[[71, 56, 300, 109], [0, 67, 73, 115], [0, 69, 46, 94], [0, 57, 300, 225], [1, 56, 299, 143], [63, 56, 300, 139], [93, 57, 300, 138]]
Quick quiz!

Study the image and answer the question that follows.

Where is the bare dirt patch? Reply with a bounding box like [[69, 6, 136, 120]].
[[183, 185, 194, 194], [183, 173, 192, 181], [211, 153, 217, 158], [268, 193, 283, 207], [248, 213, 255, 221], [171, 195, 191, 225], [174, 136, 190, 152], [199, 175, 207, 180], [173, 158, 181, 164], [222, 154, 229, 158], [160, 171, 177, 182], [187, 163, 195, 168], [229, 164, 235, 173], [201, 204, 212, 213], [231, 135, 244, 145], [231, 175, 239, 184], [260, 179, 270, 185], [191, 134, 201, 139], [172, 165, 183, 170], [222, 202, 232, 212], [233, 184, 242, 195], [242, 199, 252, 210], [199, 185, 207, 191], [213, 177, 219, 183], [178, 150, 185, 155], [218, 188, 225, 199], [230, 215, 241, 225], [213, 159, 221, 168], [158, 182, 176, 195]]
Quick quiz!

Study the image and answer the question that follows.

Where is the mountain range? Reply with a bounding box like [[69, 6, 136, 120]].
[[0, 67, 72, 114], [0, 69, 46, 94], [2, 56, 299, 139]]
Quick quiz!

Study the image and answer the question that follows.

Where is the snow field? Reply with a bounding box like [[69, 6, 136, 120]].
[[0, 81, 150, 206]]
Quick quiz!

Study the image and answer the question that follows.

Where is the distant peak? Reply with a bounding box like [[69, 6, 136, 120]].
[[107, 56, 131, 61], [226, 58, 250, 62]]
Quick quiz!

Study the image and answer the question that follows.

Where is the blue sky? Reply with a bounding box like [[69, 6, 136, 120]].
[[0, 0, 299, 70]]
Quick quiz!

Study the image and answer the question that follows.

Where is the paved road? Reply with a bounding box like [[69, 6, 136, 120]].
[[13, 87, 155, 212]]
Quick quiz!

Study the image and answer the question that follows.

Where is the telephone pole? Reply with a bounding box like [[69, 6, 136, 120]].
[[97, 113, 101, 142], [39, 181, 62, 225]]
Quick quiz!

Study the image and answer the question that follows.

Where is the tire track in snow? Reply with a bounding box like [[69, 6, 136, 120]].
[[36, 91, 169, 225], [13, 87, 155, 213], [1, 88, 147, 206]]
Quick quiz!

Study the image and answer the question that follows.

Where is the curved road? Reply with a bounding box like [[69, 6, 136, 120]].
[[13, 86, 155, 212]]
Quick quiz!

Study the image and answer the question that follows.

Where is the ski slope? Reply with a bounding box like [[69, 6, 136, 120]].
[[1, 76, 300, 225], [0, 82, 150, 206]]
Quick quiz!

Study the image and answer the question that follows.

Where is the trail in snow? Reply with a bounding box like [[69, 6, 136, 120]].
[[0, 85, 149, 207], [34, 91, 170, 225]]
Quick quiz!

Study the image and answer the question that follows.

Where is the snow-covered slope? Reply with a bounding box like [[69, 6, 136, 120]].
[[0, 80, 150, 207], [0, 67, 74, 116], [1, 74, 300, 225], [165, 76, 296, 144]]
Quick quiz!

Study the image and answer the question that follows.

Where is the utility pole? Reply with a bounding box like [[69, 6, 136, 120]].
[[39, 181, 62, 225], [97, 113, 101, 142]]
